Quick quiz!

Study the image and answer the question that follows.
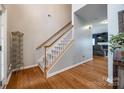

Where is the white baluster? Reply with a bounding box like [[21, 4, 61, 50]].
[[44, 28, 73, 67]]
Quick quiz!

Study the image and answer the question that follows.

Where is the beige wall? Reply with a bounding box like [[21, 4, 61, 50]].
[[6, 4, 72, 67]]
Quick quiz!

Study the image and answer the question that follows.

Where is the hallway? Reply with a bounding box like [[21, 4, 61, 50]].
[[6, 56, 112, 89]]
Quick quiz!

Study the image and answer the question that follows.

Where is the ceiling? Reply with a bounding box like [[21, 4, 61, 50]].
[[75, 4, 107, 24]]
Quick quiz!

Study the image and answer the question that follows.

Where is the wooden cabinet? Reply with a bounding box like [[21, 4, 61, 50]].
[[118, 10, 124, 32], [113, 61, 124, 89]]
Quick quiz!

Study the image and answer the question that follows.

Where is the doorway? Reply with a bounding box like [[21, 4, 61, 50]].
[[74, 4, 108, 83]]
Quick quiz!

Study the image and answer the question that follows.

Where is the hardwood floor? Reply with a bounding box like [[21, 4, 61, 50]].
[[6, 56, 112, 89]]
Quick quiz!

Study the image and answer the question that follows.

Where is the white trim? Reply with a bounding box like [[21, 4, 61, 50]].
[[3, 71, 12, 89], [23, 64, 38, 70], [107, 77, 113, 84], [0, 7, 7, 89], [12, 64, 38, 72], [38, 64, 44, 73], [47, 58, 93, 78]]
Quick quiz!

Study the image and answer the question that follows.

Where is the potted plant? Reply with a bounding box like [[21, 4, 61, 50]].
[[109, 32, 124, 62]]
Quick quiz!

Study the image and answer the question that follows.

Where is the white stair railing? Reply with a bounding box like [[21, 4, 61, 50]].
[[46, 29, 74, 68], [36, 22, 73, 78]]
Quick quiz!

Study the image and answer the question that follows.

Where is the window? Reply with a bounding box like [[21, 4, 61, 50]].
[[92, 38, 95, 45]]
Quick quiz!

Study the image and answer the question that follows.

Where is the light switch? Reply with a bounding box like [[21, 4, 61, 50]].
[[0, 46, 1, 51]]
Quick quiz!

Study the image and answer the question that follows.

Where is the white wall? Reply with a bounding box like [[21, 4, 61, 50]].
[[74, 14, 93, 61], [6, 4, 72, 68], [0, 6, 7, 87], [72, 4, 86, 24], [107, 4, 124, 83], [92, 23, 108, 34]]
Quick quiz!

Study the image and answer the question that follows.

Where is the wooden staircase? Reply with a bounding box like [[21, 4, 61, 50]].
[[36, 22, 74, 78]]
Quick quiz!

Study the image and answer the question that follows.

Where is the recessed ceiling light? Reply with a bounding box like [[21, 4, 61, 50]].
[[82, 25, 93, 30], [100, 19, 108, 24]]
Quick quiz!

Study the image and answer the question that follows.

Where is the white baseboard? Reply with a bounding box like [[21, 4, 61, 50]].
[[47, 58, 93, 78], [12, 64, 38, 72], [107, 77, 113, 84], [23, 64, 38, 69]]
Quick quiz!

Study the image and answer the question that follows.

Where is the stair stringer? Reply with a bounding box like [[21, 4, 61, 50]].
[[47, 40, 74, 72], [47, 41, 76, 78]]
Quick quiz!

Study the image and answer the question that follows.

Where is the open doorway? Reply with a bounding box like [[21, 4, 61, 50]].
[[91, 19, 108, 63], [74, 4, 108, 83], [75, 4, 108, 57]]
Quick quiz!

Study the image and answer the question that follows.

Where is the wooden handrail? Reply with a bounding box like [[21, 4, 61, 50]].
[[36, 21, 72, 49], [45, 25, 73, 48]]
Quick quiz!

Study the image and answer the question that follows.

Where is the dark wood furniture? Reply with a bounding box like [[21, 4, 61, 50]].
[[113, 61, 124, 89], [118, 10, 124, 32], [113, 9, 124, 89]]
